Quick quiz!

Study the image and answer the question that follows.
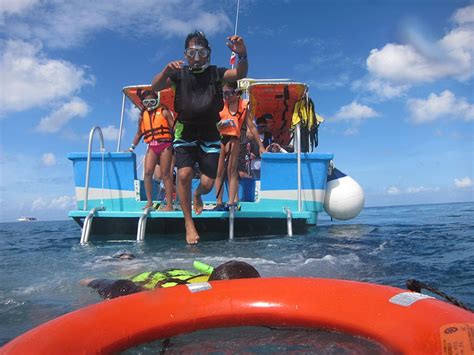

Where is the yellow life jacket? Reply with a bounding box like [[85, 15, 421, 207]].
[[129, 269, 208, 290], [291, 96, 324, 130], [140, 107, 172, 143], [218, 99, 248, 138]]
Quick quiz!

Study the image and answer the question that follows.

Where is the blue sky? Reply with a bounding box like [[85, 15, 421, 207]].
[[0, 0, 473, 222]]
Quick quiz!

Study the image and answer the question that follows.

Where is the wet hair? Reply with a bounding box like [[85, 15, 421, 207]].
[[141, 90, 158, 100], [208, 261, 260, 281], [185, 30, 210, 50], [88, 279, 144, 299]]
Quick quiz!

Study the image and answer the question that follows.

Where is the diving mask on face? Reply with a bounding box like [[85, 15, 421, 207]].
[[184, 48, 210, 59], [185, 45, 210, 73], [142, 92, 160, 111]]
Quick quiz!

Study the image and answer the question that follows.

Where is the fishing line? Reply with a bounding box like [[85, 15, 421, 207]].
[[230, 0, 241, 69]]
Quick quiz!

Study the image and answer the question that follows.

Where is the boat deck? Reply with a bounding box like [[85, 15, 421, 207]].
[[70, 204, 314, 238]]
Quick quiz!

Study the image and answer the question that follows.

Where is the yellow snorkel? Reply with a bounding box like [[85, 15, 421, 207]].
[[193, 261, 214, 275]]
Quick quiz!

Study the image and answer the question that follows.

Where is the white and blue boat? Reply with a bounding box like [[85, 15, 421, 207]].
[[67, 80, 364, 242]]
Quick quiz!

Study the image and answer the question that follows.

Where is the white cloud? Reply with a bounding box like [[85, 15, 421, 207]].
[[387, 185, 440, 195], [357, 78, 410, 99], [126, 104, 141, 123], [386, 186, 401, 195], [405, 186, 440, 194], [37, 97, 89, 133], [366, 43, 465, 84], [41, 153, 56, 166], [332, 101, 379, 122], [32, 195, 76, 211], [452, 4, 474, 26], [363, 4, 474, 98], [342, 127, 359, 136], [2, 1, 232, 49], [0, 0, 38, 16], [407, 90, 474, 124], [101, 125, 124, 142], [454, 177, 473, 188], [50, 195, 76, 209], [31, 197, 47, 211], [0, 40, 94, 115]]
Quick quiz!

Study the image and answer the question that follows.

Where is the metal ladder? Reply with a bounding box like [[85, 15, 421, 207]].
[[137, 207, 154, 242], [80, 127, 106, 244], [80, 206, 105, 244], [284, 207, 293, 236]]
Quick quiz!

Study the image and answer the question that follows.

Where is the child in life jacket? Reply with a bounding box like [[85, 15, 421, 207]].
[[214, 82, 265, 210], [130, 90, 175, 211]]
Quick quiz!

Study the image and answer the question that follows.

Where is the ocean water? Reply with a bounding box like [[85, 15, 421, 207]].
[[1, 202, 473, 351]]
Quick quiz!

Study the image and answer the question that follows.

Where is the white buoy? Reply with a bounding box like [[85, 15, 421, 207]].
[[324, 168, 365, 220]]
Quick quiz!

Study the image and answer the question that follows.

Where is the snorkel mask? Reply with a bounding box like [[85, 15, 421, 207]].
[[185, 45, 210, 73], [142, 92, 160, 111]]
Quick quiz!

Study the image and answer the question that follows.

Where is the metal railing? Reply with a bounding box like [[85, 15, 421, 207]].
[[80, 206, 106, 244], [137, 207, 154, 242], [84, 126, 105, 211]]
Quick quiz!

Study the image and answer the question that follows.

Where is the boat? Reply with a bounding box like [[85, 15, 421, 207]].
[[17, 217, 37, 222], [67, 79, 365, 242], [2, 277, 473, 354]]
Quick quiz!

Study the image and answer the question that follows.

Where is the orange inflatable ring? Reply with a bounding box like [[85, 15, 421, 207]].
[[2, 278, 473, 354]]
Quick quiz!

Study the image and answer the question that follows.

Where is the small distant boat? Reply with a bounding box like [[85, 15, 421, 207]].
[[17, 217, 37, 222]]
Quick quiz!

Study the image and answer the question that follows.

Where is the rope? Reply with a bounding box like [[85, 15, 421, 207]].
[[230, 0, 240, 69], [406, 279, 473, 312], [234, 0, 240, 36]]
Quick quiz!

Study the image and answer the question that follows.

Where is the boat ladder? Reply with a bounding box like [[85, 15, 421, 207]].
[[284, 207, 293, 236], [80, 206, 106, 244], [229, 205, 236, 240], [137, 207, 154, 242], [83, 126, 105, 211]]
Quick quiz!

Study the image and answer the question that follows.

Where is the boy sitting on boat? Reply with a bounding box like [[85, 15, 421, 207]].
[[151, 31, 249, 245], [81, 260, 260, 299]]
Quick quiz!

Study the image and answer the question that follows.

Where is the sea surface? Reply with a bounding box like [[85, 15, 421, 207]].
[[1, 202, 473, 352]]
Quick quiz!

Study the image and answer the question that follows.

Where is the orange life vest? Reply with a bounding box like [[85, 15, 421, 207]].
[[140, 107, 172, 143], [218, 99, 248, 138]]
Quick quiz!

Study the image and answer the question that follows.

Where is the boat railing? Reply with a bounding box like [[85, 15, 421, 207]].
[[84, 126, 105, 211]]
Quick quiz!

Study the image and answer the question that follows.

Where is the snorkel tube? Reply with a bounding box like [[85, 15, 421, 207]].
[[193, 261, 214, 275]]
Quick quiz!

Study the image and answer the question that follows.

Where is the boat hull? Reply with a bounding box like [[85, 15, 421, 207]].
[[67, 152, 333, 238]]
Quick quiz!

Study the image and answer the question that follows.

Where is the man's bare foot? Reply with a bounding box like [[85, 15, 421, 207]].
[[185, 221, 200, 244], [143, 202, 153, 210], [193, 193, 203, 215]]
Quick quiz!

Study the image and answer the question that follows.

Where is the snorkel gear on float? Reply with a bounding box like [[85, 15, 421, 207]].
[[193, 260, 214, 275]]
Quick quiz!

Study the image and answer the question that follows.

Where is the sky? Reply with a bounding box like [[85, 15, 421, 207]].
[[0, 0, 473, 222]]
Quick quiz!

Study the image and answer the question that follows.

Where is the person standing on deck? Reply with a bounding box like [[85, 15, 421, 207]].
[[130, 91, 175, 211], [214, 82, 265, 210], [151, 31, 248, 244]]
